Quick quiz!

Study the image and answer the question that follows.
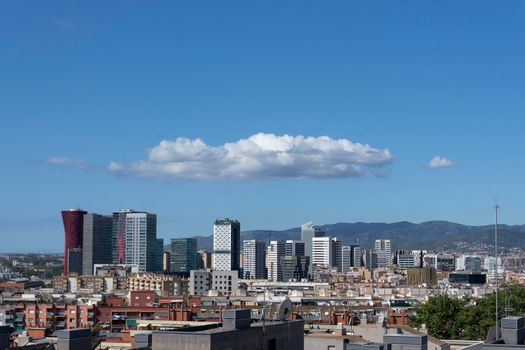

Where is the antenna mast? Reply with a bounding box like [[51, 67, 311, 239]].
[[494, 200, 500, 340]]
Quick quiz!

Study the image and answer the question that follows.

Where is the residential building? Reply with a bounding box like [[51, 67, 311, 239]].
[[213, 218, 240, 273], [242, 240, 266, 279], [124, 212, 157, 272], [189, 269, 239, 296], [170, 238, 198, 273], [82, 213, 112, 275]]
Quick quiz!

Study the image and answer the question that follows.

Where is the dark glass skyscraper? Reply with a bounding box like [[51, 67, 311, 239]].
[[170, 238, 198, 273], [82, 213, 113, 275], [61, 209, 87, 275]]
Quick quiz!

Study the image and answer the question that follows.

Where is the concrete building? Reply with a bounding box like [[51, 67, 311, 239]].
[[213, 218, 240, 273], [152, 309, 304, 350], [242, 240, 266, 279], [312, 236, 332, 267], [82, 213, 112, 275], [189, 270, 238, 296], [124, 212, 157, 272], [268, 240, 286, 282], [170, 238, 198, 273]]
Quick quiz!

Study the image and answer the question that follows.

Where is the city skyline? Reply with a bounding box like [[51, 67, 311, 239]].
[[2, 1, 525, 252]]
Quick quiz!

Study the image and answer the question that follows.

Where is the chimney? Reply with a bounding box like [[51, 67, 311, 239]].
[[222, 309, 251, 330], [501, 316, 525, 345]]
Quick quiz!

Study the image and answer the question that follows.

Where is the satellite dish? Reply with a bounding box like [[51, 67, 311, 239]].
[[278, 298, 292, 321]]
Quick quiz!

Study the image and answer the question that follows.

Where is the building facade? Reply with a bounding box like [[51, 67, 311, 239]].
[[170, 238, 198, 273], [82, 213, 112, 275], [124, 212, 157, 272], [242, 240, 266, 279], [61, 209, 87, 275], [268, 240, 286, 282], [213, 218, 240, 273]]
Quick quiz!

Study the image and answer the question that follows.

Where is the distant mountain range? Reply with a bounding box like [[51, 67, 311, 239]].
[[178, 221, 525, 252]]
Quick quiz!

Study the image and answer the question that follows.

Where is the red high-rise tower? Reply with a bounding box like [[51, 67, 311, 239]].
[[61, 209, 87, 275]]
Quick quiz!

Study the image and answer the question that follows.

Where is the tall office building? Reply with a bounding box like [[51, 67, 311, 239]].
[[311, 237, 332, 267], [124, 212, 157, 272], [82, 213, 112, 275], [301, 222, 325, 260], [112, 209, 134, 264], [280, 255, 310, 282], [242, 240, 266, 279], [197, 250, 212, 269], [374, 239, 392, 267], [285, 240, 305, 257], [156, 238, 164, 273], [331, 237, 342, 272], [170, 238, 198, 273], [267, 240, 286, 282], [342, 244, 362, 272], [213, 218, 240, 273], [61, 209, 87, 275]]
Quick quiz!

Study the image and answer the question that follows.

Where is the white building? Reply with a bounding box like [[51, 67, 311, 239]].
[[267, 240, 286, 282], [213, 218, 240, 273], [242, 240, 266, 279], [189, 269, 239, 296], [124, 212, 157, 272], [312, 237, 332, 266]]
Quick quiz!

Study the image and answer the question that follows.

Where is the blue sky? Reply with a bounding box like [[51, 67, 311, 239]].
[[1, 1, 524, 252]]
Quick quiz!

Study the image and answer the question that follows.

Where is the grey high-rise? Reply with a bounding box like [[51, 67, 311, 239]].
[[124, 212, 157, 272], [156, 238, 164, 273], [112, 209, 134, 264], [242, 240, 266, 279], [170, 238, 198, 273], [82, 213, 112, 275], [301, 222, 324, 259], [213, 218, 241, 272]]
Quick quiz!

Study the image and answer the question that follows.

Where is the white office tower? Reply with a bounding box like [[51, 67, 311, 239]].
[[213, 218, 241, 272], [312, 237, 332, 267], [374, 239, 392, 267], [285, 240, 305, 256], [267, 240, 286, 281], [242, 240, 266, 279], [484, 257, 503, 282], [124, 212, 157, 272]]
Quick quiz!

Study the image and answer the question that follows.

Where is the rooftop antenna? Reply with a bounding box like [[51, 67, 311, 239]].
[[494, 199, 500, 340]]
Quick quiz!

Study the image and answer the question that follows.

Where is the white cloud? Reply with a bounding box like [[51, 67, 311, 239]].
[[427, 156, 455, 169], [108, 133, 393, 180], [44, 157, 89, 170]]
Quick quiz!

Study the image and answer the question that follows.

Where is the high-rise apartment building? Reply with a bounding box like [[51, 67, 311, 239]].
[[213, 218, 240, 273], [124, 212, 157, 272], [170, 238, 198, 273], [61, 209, 87, 275], [82, 213, 112, 275], [242, 240, 266, 279], [267, 240, 286, 282]]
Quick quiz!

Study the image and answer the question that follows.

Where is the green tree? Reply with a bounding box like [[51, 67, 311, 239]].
[[410, 293, 467, 339]]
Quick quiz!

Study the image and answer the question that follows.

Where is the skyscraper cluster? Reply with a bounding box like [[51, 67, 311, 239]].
[[61, 209, 158, 275]]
